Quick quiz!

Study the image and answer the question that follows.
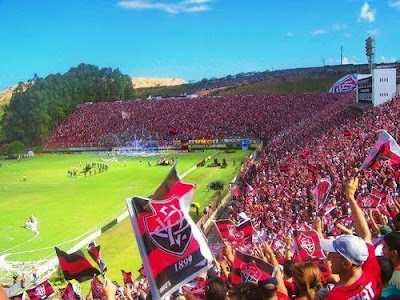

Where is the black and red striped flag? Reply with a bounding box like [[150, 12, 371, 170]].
[[121, 270, 133, 284], [215, 219, 254, 245], [91, 275, 106, 300], [313, 178, 332, 215], [126, 166, 213, 299], [55, 247, 100, 282], [88, 242, 107, 274], [60, 282, 80, 300], [360, 130, 400, 171], [293, 230, 326, 261], [26, 280, 55, 300], [231, 250, 276, 285]]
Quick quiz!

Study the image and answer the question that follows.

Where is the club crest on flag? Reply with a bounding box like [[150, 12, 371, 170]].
[[34, 285, 46, 298], [145, 196, 192, 256], [126, 166, 213, 299], [293, 230, 326, 260], [298, 232, 315, 257], [227, 225, 245, 239], [240, 261, 262, 284]]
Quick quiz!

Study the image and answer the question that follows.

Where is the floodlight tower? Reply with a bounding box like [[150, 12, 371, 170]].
[[365, 36, 375, 72]]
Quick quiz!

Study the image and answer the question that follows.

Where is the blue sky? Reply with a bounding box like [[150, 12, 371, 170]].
[[0, 0, 399, 90]]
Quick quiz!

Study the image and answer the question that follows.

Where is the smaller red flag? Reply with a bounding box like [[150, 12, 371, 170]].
[[215, 219, 254, 245], [293, 230, 326, 261], [231, 250, 276, 285], [91, 275, 106, 300], [121, 270, 133, 284], [60, 282, 80, 300], [26, 280, 55, 300]]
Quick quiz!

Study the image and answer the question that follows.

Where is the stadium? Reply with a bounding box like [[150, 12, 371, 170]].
[[2, 59, 400, 298], [1, 4, 400, 298]]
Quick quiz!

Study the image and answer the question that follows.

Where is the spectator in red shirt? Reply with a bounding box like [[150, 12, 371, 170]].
[[321, 177, 382, 300]]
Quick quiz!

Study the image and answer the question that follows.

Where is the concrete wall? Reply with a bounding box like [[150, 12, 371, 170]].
[[372, 68, 397, 106]]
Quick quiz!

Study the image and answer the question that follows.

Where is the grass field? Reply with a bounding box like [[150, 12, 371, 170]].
[[0, 150, 250, 285]]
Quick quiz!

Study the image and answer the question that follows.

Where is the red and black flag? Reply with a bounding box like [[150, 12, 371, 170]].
[[60, 282, 80, 300], [245, 183, 256, 196], [232, 187, 241, 197], [360, 130, 400, 171], [344, 130, 352, 136], [26, 280, 55, 300], [357, 193, 382, 208], [300, 150, 311, 159], [182, 277, 207, 298], [121, 270, 133, 284], [55, 247, 100, 282], [313, 178, 332, 215], [293, 230, 326, 261], [88, 241, 107, 274], [279, 165, 289, 172], [231, 250, 276, 285], [307, 164, 319, 174], [126, 166, 213, 299], [91, 275, 106, 300], [215, 219, 254, 245]]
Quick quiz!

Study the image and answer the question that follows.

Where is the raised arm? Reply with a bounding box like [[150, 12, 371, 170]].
[[345, 176, 372, 244]]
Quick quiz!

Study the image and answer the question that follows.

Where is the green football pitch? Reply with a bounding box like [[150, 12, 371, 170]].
[[0, 150, 251, 285]]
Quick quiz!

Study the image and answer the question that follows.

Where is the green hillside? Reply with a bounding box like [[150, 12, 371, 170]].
[[213, 73, 348, 96]]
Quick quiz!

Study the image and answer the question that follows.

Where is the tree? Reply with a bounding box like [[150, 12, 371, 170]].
[[1, 63, 134, 146]]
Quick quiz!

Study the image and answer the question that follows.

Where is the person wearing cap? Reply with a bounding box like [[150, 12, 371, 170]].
[[320, 177, 382, 299]]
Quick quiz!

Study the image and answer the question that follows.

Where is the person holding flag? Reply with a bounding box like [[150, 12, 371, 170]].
[[320, 177, 382, 299], [126, 166, 213, 299]]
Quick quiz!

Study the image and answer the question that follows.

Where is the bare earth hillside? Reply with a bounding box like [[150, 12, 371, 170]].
[[131, 77, 186, 89], [0, 85, 15, 107]]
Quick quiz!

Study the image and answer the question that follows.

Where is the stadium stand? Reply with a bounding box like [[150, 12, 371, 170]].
[[45, 92, 354, 148]]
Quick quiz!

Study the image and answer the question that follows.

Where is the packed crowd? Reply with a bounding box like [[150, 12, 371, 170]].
[[5, 94, 400, 300], [45, 93, 354, 148]]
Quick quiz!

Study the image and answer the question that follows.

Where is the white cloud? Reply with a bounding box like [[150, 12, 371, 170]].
[[285, 32, 294, 37], [359, 2, 376, 23], [381, 56, 397, 63], [332, 24, 347, 31], [367, 29, 378, 36], [344, 33, 351, 39], [184, 0, 211, 3], [117, 0, 212, 14], [311, 29, 328, 36], [388, 0, 400, 9], [326, 57, 357, 65], [342, 57, 357, 64]]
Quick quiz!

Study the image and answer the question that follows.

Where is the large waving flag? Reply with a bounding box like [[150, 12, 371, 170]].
[[215, 219, 254, 245], [55, 247, 100, 282], [26, 280, 55, 300], [313, 178, 332, 215], [293, 230, 326, 261], [126, 166, 213, 300], [231, 250, 276, 285], [360, 130, 400, 171]]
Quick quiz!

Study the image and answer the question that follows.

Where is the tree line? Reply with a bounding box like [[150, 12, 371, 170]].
[[1, 63, 134, 147]]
